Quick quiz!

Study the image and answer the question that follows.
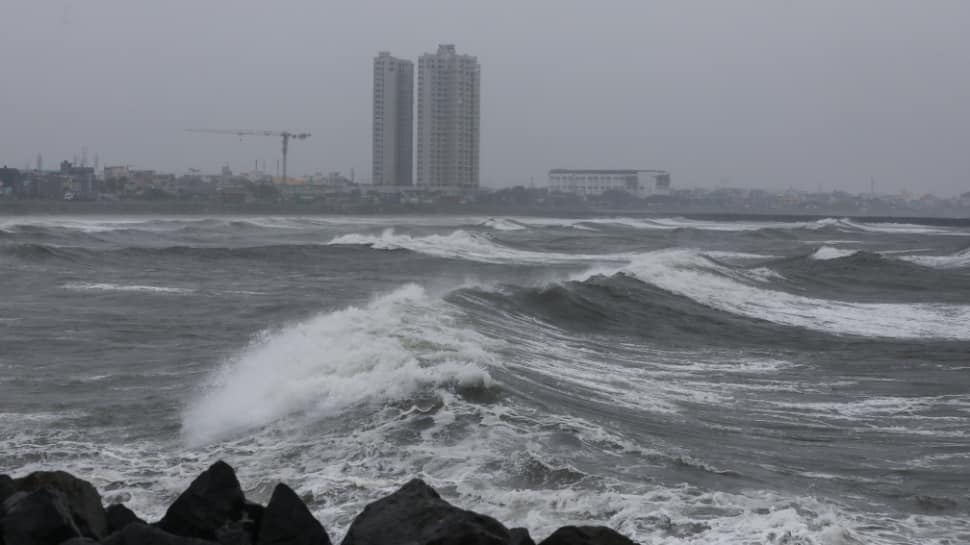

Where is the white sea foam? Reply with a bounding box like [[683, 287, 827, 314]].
[[181, 284, 496, 445], [811, 246, 860, 260], [898, 248, 970, 269], [480, 217, 527, 231], [63, 282, 195, 294]]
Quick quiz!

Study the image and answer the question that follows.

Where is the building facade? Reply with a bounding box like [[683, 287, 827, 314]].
[[416, 44, 480, 190], [372, 52, 414, 187], [548, 169, 671, 197]]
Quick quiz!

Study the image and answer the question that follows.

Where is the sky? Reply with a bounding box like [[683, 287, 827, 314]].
[[1, 0, 968, 195]]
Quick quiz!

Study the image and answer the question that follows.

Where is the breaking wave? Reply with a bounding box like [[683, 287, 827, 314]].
[[811, 246, 861, 260], [181, 284, 495, 445], [578, 249, 970, 340], [899, 248, 970, 269]]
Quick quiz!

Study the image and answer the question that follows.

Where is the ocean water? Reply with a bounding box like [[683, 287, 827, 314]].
[[1, 214, 969, 544]]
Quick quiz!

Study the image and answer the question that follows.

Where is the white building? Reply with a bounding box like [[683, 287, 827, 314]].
[[372, 52, 414, 187], [416, 44, 480, 191], [548, 169, 671, 197]]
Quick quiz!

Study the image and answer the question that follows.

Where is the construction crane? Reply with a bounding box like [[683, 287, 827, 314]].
[[186, 128, 311, 182]]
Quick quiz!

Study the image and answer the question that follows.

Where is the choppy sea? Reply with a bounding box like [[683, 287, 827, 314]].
[[1, 214, 969, 544]]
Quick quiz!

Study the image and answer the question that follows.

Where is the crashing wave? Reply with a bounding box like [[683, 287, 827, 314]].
[[181, 284, 495, 445]]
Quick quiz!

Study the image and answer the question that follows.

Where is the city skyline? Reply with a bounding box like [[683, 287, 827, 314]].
[[1, 1, 968, 195]]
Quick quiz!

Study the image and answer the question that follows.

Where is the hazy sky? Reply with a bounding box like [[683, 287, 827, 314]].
[[1, 1, 968, 195]]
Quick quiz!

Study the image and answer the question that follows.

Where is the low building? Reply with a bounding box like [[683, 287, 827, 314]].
[[547, 169, 671, 197], [0, 167, 23, 196], [103, 165, 130, 181], [59, 161, 98, 200]]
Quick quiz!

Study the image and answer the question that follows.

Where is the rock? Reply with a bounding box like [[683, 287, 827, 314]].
[[538, 526, 636, 545], [12, 471, 108, 540], [340, 479, 510, 545], [216, 522, 252, 545], [242, 502, 264, 537], [58, 539, 100, 545], [0, 475, 13, 505], [106, 503, 145, 535], [103, 522, 218, 545], [257, 483, 330, 545], [510, 528, 536, 545], [1, 488, 82, 545], [157, 461, 246, 541]]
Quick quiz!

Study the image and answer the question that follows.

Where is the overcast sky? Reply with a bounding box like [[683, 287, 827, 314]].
[[1, 0, 968, 195]]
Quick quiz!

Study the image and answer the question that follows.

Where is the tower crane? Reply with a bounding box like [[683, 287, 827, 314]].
[[186, 128, 311, 182]]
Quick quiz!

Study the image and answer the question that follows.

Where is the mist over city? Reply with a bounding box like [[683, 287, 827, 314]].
[[2, 0, 968, 196]]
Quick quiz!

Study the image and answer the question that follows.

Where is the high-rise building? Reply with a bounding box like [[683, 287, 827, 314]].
[[416, 44, 480, 190], [372, 51, 414, 187]]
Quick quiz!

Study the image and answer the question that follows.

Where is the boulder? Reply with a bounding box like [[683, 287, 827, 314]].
[[12, 471, 108, 540], [510, 528, 536, 545], [538, 526, 636, 545], [1, 488, 82, 545], [105, 503, 145, 535], [103, 522, 218, 545], [257, 483, 330, 545], [0, 475, 13, 505], [340, 479, 510, 545], [216, 521, 253, 545], [157, 461, 246, 541]]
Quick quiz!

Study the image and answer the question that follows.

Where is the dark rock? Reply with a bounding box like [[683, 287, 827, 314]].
[[510, 528, 536, 545], [216, 522, 252, 545], [103, 522, 217, 545], [12, 471, 108, 540], [58, 539, 99, 545], [0, 475, 13, 505], [1, 488, 82, 545], [340, 479, 509, 545], [157, 461, 246, 541], [242, 502, 264, 537], [258, 483, 330, 545], [538, 526, 636, 545], [106, 503, 145, 534]]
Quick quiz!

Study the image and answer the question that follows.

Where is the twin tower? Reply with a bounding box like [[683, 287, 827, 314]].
[[372, 45, 481, 190]]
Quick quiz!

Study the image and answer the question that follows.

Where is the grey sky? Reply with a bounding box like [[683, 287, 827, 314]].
[[1, 0, 968, 195]]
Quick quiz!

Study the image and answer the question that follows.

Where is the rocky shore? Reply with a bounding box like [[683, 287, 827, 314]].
[[0, 461, 637, 545]]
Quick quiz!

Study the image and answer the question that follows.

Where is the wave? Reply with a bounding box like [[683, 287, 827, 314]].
[[480, 217, 527, 231], [810, 246, 861, 260], [575, 249, 970, 340], [181, 284, 495, 445], [0, 243, 75, 260], [63, 282, 195, 294], [329, 231, 970, 339], [327, 228, 624, 265], [2, 241, 390, 265], [898, 248, 970, 269]]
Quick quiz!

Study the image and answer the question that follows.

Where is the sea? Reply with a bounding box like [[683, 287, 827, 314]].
[[1, 214, 969, 545]]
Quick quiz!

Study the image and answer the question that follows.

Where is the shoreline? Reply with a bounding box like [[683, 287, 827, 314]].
[[2, 200, 968, 226]]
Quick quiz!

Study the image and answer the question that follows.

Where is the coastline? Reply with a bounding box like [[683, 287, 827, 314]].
[[1, 199, 968, 225]]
